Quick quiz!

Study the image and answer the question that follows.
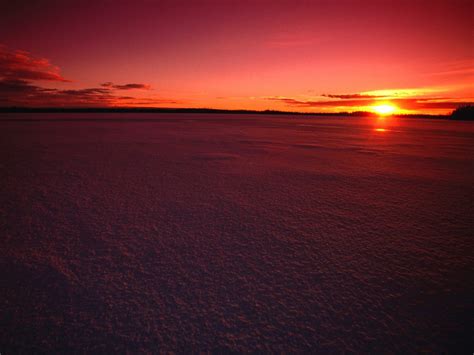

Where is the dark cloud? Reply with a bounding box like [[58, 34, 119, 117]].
[[401, 99, 473, 110], [265, 97, 376, 107], [322, 93, 387, 99], [0, 79, 40, 93], [113, 83, 151, 90], [0, 46, 170, 107], [0, 45, 69, 82], [101, 82, 151, 90], [0, 78, 175, 107], [62, 88, 110, 96], [0, 79, 114, 106]]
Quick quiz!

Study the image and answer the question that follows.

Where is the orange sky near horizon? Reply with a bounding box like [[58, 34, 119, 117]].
[[0, 0, 472, 114]]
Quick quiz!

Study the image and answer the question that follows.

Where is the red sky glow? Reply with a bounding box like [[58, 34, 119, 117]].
[[1, 0, 472, 114]]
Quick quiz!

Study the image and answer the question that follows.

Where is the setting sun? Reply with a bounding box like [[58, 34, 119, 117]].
[[373, 104, 396, 115]]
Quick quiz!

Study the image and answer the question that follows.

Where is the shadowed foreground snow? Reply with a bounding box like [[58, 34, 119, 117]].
[[1, 114, 473, 352]]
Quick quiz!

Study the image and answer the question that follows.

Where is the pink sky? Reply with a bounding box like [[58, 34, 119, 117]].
[[0, 0, 472, 113]]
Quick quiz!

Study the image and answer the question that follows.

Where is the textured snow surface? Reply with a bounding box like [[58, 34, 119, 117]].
[[1, 114, 473, 352]]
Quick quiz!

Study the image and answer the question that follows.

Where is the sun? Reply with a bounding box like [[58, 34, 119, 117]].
[[372, 104, 396, 116]]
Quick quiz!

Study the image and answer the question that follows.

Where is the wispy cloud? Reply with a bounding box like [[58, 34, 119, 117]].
[[360, 87, 452, 98], [322, 93, 388, 99], [0, 45, 69, 82], [265, 97, 376, 108], [424, 59, 474, 78], [0, 46, 174, 107], [101, 82, 152, 90], [0, 79, 178, 107]]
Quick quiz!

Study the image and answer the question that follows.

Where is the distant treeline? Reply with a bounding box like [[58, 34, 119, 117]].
[[0, 106, 380, 116], [450, 106, 474, 121], [0, 106, 461, 119]]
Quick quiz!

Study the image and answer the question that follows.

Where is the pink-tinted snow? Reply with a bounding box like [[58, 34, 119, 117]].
[[1, 114, 473, 352]]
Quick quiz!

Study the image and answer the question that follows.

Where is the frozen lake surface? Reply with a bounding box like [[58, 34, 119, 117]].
[[1, 113, 473, 352]]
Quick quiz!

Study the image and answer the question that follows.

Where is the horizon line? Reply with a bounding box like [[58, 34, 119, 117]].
[[0, 106, 452, 118]]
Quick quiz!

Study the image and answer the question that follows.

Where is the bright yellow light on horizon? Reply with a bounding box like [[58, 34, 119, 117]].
[[372, 104, 396, 115]]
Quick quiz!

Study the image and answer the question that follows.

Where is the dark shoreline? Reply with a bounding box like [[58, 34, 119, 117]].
[[0, 106, 447, 119]]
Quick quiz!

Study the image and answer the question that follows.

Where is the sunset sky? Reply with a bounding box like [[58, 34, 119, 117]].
[[1, 0, 472, 114]]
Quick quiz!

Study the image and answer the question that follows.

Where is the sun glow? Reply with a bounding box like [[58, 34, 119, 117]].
[[373, 104, 396, 115]]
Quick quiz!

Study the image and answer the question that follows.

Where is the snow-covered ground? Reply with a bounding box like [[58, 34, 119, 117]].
[[1, 113, 473, 352]]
